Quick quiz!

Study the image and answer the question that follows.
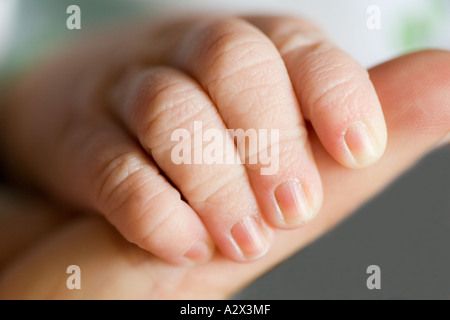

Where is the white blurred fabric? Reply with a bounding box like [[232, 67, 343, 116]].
[[0, 0, 449, 68], [0, 0, 17, 64]]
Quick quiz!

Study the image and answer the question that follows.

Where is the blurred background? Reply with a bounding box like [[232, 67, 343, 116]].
[[0, 0, 449, 299]]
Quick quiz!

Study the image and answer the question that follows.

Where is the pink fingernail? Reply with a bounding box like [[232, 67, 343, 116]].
[[344, 121, 379, 167], [231, 216, 270, 260], [184, 241, 212, 264], [275, 179, 314, 226]]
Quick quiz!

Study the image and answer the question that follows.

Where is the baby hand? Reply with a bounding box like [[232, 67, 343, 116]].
[[2, 15, 387, 264]]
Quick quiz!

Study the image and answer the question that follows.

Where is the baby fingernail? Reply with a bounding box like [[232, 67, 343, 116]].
[[275, 179, 314, 226], [184, 241, 212, 264], [344, 121, 379, 167], [231, 216, 270, 260]]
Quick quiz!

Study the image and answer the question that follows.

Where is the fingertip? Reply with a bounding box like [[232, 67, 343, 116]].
[[180, 238, 216, 266], [341, 118, 387, 168], [229, 215, 272, 262], [273, 178, 321, 229]]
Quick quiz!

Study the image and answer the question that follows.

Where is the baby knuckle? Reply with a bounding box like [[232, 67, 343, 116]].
[[141, 82, 207, 147], [305, 65, 362, 118], [188, 169, 247, 210], [95, 151, 147, 215], [197, 20, 278, 82]]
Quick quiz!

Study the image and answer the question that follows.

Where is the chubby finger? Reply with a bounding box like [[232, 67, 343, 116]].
[[58, 116, 214, 265], [247, 16, 387, 168], [152, 18, 324, 229], [111, 66, 272, 261], [2, 58, 215, 265]]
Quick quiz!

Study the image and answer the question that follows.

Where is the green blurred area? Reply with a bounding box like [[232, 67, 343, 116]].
[[2, 0, 147, 81], [393, 0, 449, 53]]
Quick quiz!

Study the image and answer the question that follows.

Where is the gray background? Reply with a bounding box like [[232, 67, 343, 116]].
[[236, 146, 450, 299]]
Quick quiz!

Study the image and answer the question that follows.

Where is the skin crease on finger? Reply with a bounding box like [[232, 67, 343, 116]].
[[0, 50, 449, 299], [0, 16, 326, 265], [0, 16, 393, 265], [0, 15, 395, 268]]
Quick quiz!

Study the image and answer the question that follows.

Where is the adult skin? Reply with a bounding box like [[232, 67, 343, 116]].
[[0, 50, 449, 299]]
